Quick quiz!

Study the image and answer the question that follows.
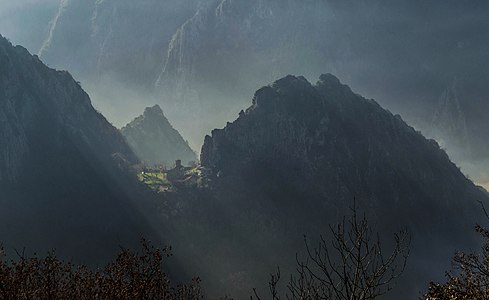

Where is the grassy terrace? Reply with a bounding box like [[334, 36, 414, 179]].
[[137, 172, 171, 192]]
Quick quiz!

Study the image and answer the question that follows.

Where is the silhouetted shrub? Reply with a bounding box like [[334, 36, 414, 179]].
[[425, 206, 489, 299]]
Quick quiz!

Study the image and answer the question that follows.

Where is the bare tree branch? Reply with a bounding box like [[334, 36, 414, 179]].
[[259, 203, 410, 300]]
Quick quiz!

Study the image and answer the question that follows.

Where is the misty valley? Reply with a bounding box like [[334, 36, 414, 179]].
[[1, 1, 489, 299]]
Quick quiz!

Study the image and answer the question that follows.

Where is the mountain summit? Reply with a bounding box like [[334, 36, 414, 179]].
[[121, 105, 196, 167], [196, 74, 488, 298], [201, 73, 481, 206]]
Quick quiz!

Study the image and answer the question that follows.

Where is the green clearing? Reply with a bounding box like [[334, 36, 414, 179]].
[[137, 172, 171, 191]]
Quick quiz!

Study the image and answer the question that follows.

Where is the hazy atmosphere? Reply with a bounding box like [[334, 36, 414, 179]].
[[0, 1, 488, 299]]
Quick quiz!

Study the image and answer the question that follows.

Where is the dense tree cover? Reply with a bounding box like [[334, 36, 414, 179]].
[[0, 240, 202, 300]]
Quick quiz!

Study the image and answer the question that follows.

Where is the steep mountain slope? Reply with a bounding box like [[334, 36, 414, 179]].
[[0, 35, 158, 263], [181, 74, 488, 298], [121, 105, 196, 166]]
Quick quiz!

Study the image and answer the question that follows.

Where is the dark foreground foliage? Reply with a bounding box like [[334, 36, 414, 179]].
[[425, 205, 489, 299], [0, 239, 202, 300]]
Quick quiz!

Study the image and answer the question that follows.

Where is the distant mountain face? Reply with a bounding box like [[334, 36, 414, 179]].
[[157, 0, 489, 152], [0, 35, 157, 263], [432, 79, 489, 159], [189, 74, 488, 298], [424, 79, 489, 190], [121, 105, 196, 167], [34, 0, 489, 159], [431, 80, 468, 147], [38, 0, 202, 87]]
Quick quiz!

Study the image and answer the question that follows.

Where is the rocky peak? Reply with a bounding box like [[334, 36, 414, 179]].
[[201, 73, 473, 203], [316, 73, 353, 94], [198, 73, 487, 299], [250, 75, 321, 113], [143, 104, 165, 118], [317, 73, 342, 87], [121, 105, 197, 167]]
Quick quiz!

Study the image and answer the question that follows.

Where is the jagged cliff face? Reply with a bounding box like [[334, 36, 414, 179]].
[[39, 0, 201, 86], [157, 0, 281, 94], [0, 36, 157, 263], [121, 105, 196, 166], [157, 0, 338, 89], [195, 74, 488, 298]]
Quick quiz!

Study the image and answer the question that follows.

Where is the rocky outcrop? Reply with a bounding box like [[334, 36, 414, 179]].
[[121, 105, 196, 167]]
